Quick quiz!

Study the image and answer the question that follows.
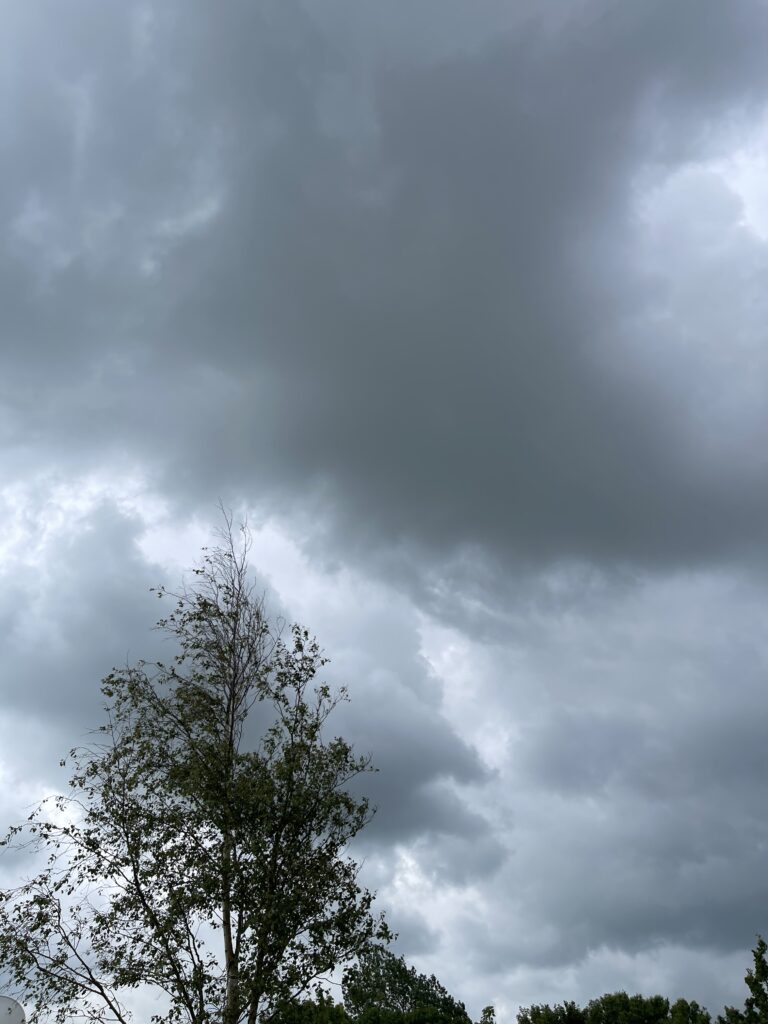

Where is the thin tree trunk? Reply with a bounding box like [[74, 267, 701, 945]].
[[222, 834, 239, 1024]]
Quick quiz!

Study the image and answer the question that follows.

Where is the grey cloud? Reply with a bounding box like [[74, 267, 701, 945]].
[[156, 0, 768, 569], [335, 668, 494, 849], [409, 828, 506, 886], [386, 912, 439, 959], [438, 569, 768, 981], [3, 1, 768, 574], [3, 2, 768, 1018], [0, 501, 164, 728]]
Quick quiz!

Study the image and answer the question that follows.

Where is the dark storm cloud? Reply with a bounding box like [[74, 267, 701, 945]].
[[3, 0, 768, 572], [300, 602, 499, 863], [0, 501, 163, 728], [426, 567, 768, 987], [508, 660, 768, 960], [156, 0, 768, 568], [351, 717, 491, 845], [4, 1, 768, 1016]]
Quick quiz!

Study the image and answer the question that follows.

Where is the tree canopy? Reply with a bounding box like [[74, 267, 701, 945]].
[[718, 937, 768, 1024], [518, 992, 711, 1024], [342, 944, 472, 1024], [0, 518, 388, 1024]]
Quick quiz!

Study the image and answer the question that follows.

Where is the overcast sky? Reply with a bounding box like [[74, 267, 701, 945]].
[[3, 1, 768, 1019]]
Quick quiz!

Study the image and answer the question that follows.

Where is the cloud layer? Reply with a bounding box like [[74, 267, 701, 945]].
[[2, 1, 768, 1019]]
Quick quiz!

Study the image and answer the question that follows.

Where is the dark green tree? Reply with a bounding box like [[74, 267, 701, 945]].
[[719, 937, 768, 1024], [585, 992, 671, 1024], [342, 946, 471, 1024], [269, 992, 351, 1024], [519, 994, 711, 1024], [517, 1002, 585, 1024], [669, 1001, 711, 1024], [0, 518, 388, 1024]]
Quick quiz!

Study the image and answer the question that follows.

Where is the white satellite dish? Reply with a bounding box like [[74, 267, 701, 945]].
[[0, 997, 25, 1024]]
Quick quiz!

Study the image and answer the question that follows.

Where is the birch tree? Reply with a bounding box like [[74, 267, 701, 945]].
[[0, 518, 388, 1024]]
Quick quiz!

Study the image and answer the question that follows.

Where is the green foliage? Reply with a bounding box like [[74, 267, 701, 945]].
[[342, 945, 471, 1024], [585, 992, 672, 1024], [719, 937, 768, 1024], [519, 993, 711, 1024], [0, 517, 388, 1024], [669, 1001, 712, 1024], [268, 994, 480, 1024], [518, 1002, 585, 1024], [269, 993, 352, 1024]]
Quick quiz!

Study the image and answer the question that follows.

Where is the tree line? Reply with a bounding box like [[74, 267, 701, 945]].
[[272, 938, 768, 1024], [0, 515, 764, 1024]]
